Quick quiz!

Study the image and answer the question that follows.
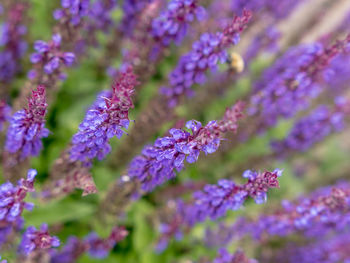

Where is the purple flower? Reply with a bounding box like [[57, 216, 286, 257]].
[[85, 226, 128, 259], [249, 35, 350, 131], [30, 34, 76, 76], [50, 226, 128, 262], [0, 256, 7, 263], [155, 169, 282, 251], [53, 0, 89, 26], [184, 169, 283, 225], [70, 67, 139, 166], [234, 181, 350, 240], [128, 102, 245, 192], [0, 3, 28, 84], [281, 231, 350, 263], [88, 0, 118, 33], [0, 169, 37, 247], [50, 237, 87, 263], [120, 0, 154, 35], [5, 85, 49, 160], [160, 10, 252, 106], [151, 0, 206, 46], [271, 98, 350, 155], [19, 224, 60, 255]]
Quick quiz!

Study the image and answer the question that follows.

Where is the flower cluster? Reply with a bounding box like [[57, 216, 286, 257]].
[[156, 169, 282, 251], [248, 35, 350, 130], [5, 85, 48, 160], [0, 256, 7, 263], [87, 0, 118, 33], [0, 2, 27, 85], [120, 0, 154, 35], [128, 102, 245, 192], [19, 224, 60, 255], [235, 181, 350, 240], [29, 34, 75, 78], [212, 248, 257, 263], [85, 226, 129, 258], [160, 10, 252, 106], [0, 169, 36, 247], [324, 53, 350, 94], [282, 232, 350, 263], [151, 0, 206, 47], [70, 67, 138, 165], [53, 0, 90, 26], [50, 226, 128, 261], [185, 169, 282, 224], [271, 98, 350, 155]]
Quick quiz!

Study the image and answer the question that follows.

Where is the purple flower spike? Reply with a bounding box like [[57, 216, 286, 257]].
[[85, 226, 129, 259], [120, 0, 154, 35], [185, 169, 282, 225], [152, 0, 206, 47], [0, 169, 37, 247], [5, 85, 49, 160], [249, 35, 350, 131], [156, 169, 282, 251], [234, 181, 350, 241], [0, 3, 28, 84], [53, 0, 89, 26], [129, 102, 245, 192], [271, 98, 350, 156], [160, 10, 252, 106], [30, 34, 76, 76], [70, 67, 139, 166], [19, 224, 60, 255]]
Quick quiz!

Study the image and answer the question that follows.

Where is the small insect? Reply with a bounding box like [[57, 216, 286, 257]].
[[227, 52, 245, 73]]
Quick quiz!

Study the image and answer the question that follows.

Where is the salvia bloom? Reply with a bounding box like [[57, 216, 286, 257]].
[[19, 223, 60, 255], [120, 0, 154, 35], [212, 248, 257, 263], [87, 0, 118, 33], [282, 232, 350, 263], [151, 0, 206, 47], [5, 85, 49, 160], [156, 169, 282, 252], [0, 2, 27, 84], [50, 226, 128, 261], [183, 169, 283, 225], [29, 34, 75, 77], [324, 53, 350, 94], [235, 181, 350, 240], [70, 67, 138, 165], [160, 10, 252, 106], [128, 102, 245, 192], [0, 169, 36, 247], [0, 100, 11, 131], [271, 98, 350, 155], [53, 0, 90, 26], [249, 35, 350, 130], [50, 236, 87, 263], [85, 226, 128, 259]]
